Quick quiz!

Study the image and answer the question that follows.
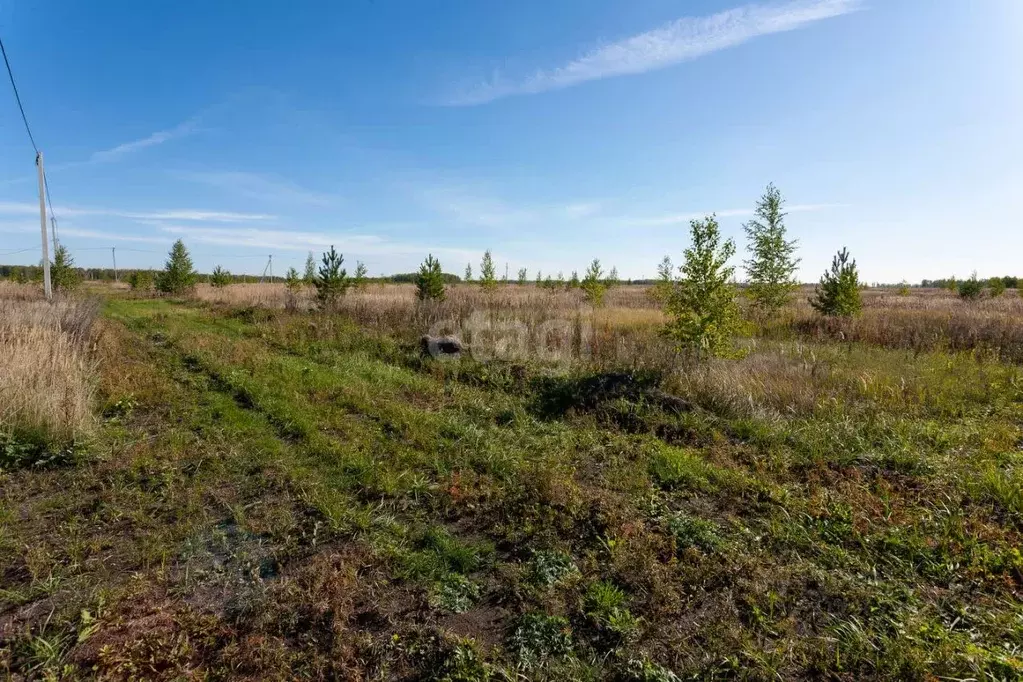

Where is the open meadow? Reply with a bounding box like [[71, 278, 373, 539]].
[[2, 281, 1023, 680]]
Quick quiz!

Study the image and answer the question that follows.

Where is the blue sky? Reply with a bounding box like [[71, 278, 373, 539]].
[[0, 0, 1020, 282]]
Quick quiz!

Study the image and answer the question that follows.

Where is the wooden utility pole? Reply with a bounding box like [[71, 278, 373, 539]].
[[112, 247, 118, 281], [36, 152, 51, 301]]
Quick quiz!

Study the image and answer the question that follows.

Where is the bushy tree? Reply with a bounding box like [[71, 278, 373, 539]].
[[517, 268, 528, 285], [479, 250, 497, 292], [353, 261, 368, 290], [662, 216, 744, 358], [809, 248, 862, 316], [581, 259, 607, 306], [958, 272, 984, 301], [944, 277, 957, 293], [210, 265, 231, 288], [127, 270, 154, 292], [743, 184, 800, 317], [303, 251, 316, 285], [989, 276, 1006, 298], [51, 245, 81, 293], [568, 271, 580, 289], [464, 263, 473, 283], [314, 245, 349, 310], [156, 239, 197, 295], [416, 254, 446, 301], [555, 271, 565, 288]]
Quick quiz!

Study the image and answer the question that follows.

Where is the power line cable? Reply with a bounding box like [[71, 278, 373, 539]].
[[0, 247, 39, 256], [0, 34, 39, 154]]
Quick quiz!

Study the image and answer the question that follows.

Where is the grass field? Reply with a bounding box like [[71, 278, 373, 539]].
[[2, 283, 1023, 680]]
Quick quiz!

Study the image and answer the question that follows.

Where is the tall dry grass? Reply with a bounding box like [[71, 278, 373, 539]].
[[0, 284, 99, 443], [190, 282, 1023, 365]]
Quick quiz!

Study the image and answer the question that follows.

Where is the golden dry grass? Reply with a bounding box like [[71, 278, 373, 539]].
[[0, 288, 99, 443]]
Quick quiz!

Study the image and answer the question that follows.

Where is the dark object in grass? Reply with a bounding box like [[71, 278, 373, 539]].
[[532, 371, 693, 420], [421, 334, 464, 359]]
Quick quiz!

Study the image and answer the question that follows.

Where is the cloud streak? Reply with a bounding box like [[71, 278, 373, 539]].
[[624, 203, 846, 227], [448, 0, 861, 105], [0, 201, 274, 223], [89, 119, 198, 163]]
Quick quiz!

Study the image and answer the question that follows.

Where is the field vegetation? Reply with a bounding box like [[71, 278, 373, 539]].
[[2, 208, 1023, 679]]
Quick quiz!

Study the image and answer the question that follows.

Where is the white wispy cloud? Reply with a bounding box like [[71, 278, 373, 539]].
[[624, 203, 845, 227], [89, 118, 199, 163], [0, 201, 273, 223], [155, 223, 481, 262], [177, 171, 335, 206], [448, 0, 861, 105]]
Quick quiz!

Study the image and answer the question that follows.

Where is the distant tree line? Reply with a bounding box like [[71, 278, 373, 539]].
[[922, 276, 1020, 290]]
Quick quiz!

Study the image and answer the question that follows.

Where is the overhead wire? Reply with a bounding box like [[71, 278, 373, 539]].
[[1, 32, 62, 246]]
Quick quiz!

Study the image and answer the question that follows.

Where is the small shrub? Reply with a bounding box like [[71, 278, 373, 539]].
[[417, 254, 446, 301], [897, 281, 910, 296], [127, 270, 153, 292], [284, 267, 302, 310], [209, 265, 231, 288], [314, 245, 350, 311], [809, 247, 861, 317], [508, 613, 573, 668], [155, 239, 197, 295], [989, 277, 1006, 298], [958, 272, 984, 301]]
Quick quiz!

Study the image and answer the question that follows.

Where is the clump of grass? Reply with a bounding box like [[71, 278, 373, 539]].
[[648, 445, 715, 491], [432, 573, 482, 613], [0, 297, 98, 456], [584, 580, 641, 644]]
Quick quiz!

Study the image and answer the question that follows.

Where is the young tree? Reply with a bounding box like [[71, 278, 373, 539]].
[[535, 270, 543, 286], [651, 255, 674, 303], [156, 239, 197, 295], [284, 266, 302, 310], [555, 271, 565, 289], [303, 251, 316, 285], [416, 254, 446, 301], [464, 263, 473, 283], [944, 277, 958, 294], [958, 272, 984, 301], [353, 261, 368, 290], [50, 245, 81, 293], [517, 267, 528, 285], [989, 276, 1007, 298], [314, 245, 349, 310], [743, 183, 800, 317], [581, 259, 607, 306], [663, 216, 744, 358], [479, 250, 497, 292], [809, 248, 862, 316], [604, 265, 620, 290], [210, 265, 231, 288], [568, 271, 580, 289]]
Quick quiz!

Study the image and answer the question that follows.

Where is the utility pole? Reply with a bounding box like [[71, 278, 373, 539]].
[[269, 254, 273, 283], [36, 152, 51, 301], [112, 247, 118, 282]]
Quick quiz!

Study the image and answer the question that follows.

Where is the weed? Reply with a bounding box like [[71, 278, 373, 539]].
[[527, 550, 579, 588], [508, 612, 573, 668]]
